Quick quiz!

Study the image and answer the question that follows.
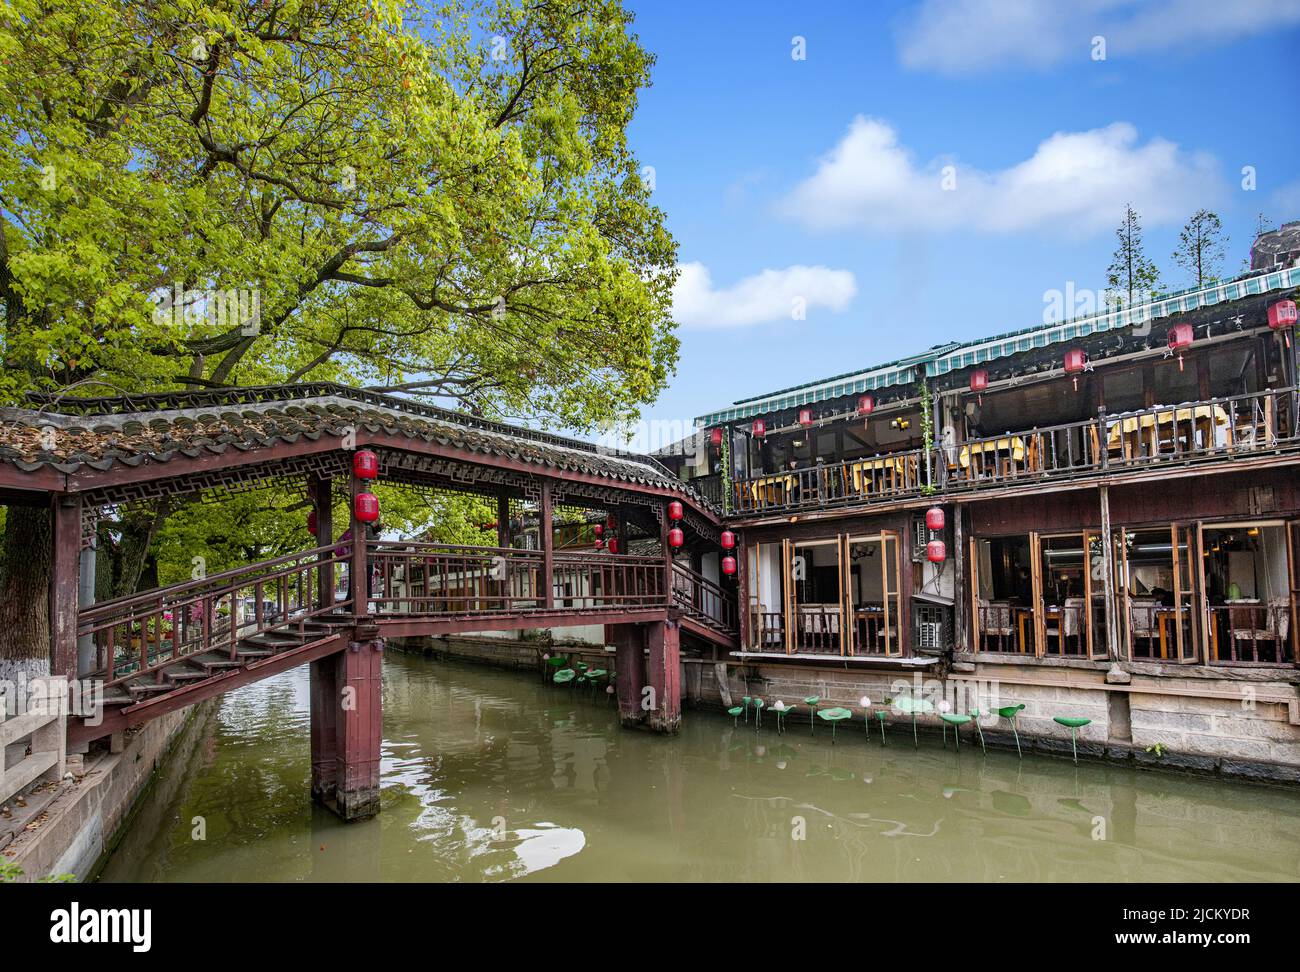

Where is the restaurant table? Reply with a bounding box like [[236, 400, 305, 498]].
[[1106, 404, 1229, 459]]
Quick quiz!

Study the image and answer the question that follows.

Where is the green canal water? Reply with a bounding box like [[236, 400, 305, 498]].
[[98, 651, 1300, 882]]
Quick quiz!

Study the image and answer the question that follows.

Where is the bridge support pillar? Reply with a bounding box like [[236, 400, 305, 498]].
[[609, 623, 645, 728], [310, 637, 384, 821], [645, 619, 681, 734]]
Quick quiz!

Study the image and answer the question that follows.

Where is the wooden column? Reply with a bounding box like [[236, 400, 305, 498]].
[[49, 495, 82, 681], [645, 619, 681, 733], [349, 473, 369, 617], [736, 531, 750, 649], [312, 474, 334, 612], [496, 492, 511, 549], [311, 638, 383, 821], [308, 654, 339, 805], [953, 504, 968, 651], [1099, 485, 1119, 661], [609, 623, 645, 727], [539, 480, 554, 609], [659, 507, 673, 605]]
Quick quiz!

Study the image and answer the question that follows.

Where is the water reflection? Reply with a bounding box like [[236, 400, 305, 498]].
[[100, 652, 1300, 883]]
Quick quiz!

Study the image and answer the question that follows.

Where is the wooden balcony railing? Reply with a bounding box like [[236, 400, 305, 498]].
[[79, 544, 349, 688], [671, 560, 738, 633], [733, 448, 925, 514], [731, 386, 1297, 516]]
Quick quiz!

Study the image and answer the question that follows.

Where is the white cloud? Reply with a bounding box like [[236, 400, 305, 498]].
[[672, 262, 857, 328], [897, 0, 1300, 75], [780, 116, 1221, 235]]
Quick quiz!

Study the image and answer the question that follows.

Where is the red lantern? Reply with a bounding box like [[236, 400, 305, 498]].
[[668, 500, 683, 521], [970, 369, 988, 404], [593, 523, 604, 538], [926, 539, 946, 563], [720, 530, 736, 550], [608, 537, 620, 555], [1268, 299, 1297, 330], [925, 507, 945, 532], [1063, 348, 1087, 390], [1167, 323, 1194, 371], [594, 538, 605, 550], [721, 555, 737, 576], [751, 418, 766, 438], [857, 394, 875, 416], [353, 449, 379, 480], [307, 510, 318, 536], [798, 408, 813, 428], [668, 527, 684, 548], [606, 514, 618, 530], [354, 492, 379, 523], [710, 427, 724, 449]]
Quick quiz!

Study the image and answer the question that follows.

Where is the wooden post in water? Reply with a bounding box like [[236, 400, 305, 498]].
[[645, 619, 682, 733]]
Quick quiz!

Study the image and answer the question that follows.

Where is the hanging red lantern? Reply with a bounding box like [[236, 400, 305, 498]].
[[594, 537, 605, 550], [926, 539, 946, 563], [668, 500, 683, 521], [606, 514, 617, 530], [307, 510, 318, 536], [721, 555, 737, 576], [353, 449, 379, 479], [798, 408, 813, 428], [970, 369, 989, 404], [1167, 323, 1194, 371], [354, 492, 379, 523], [751, 418, 766, 438], [1063, 348, 1087, 390], [857, 394, 875, 416], [593, 523, 604, 538], [608, 536, 620, 555], [925, 507, 945, 532], [668, 527, 684, 548], [1268, 299, 1297, 330], [720, 530, 736, 550], [709, 427, 723, 449]]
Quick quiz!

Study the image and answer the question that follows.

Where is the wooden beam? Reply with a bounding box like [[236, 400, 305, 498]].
[[349, 473, 369, 618], [312, 474, 333, 611], [1099, 485, 1119, 660], [497, 492, 511, 548]]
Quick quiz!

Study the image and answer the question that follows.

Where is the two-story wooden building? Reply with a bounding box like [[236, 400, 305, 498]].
[[686, 252, 1300, 777]]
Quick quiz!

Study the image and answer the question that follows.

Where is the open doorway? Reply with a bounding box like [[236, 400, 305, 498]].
[[1201, 523, 1292, 664]]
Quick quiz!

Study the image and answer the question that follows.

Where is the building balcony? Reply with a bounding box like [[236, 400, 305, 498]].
[[731, 385, 1299, 517]]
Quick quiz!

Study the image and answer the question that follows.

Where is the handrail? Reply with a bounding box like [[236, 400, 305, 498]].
[[731, 385, 1298, 513], [671, 560, 738, 633]]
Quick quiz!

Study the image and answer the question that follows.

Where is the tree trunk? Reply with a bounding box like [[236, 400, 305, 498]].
[[0, 503, 52, 677], [112, 502, 169, 599]]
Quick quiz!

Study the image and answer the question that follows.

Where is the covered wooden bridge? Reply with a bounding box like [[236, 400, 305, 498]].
[[0, 384, 736, 819]]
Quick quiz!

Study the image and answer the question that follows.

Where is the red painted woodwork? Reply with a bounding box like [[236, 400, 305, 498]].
[[1268, 299, 1297, 329], [352, 449, 379, 479], [668, 499, 683, 521], [645, 620, 681, 733], [668, 526, 684, 548], [354, 491, 379, 522], [925, 507, 945, 531], [720, 529, 736, 549], [926, 539, 946, 563], [751, 418, 766, 438]]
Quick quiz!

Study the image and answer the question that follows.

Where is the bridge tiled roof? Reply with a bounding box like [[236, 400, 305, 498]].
[[0, 382, 708, 505]]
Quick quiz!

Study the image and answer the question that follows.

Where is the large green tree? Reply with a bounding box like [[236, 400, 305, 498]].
[[0, 0, 679, 670]]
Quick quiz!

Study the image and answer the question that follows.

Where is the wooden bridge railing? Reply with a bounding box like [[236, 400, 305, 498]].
[[78, 544, 350, 689], [671, 561, 737, 633]]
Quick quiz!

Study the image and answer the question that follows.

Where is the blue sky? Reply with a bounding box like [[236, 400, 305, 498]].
[[621, 0, 1300, 431]]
